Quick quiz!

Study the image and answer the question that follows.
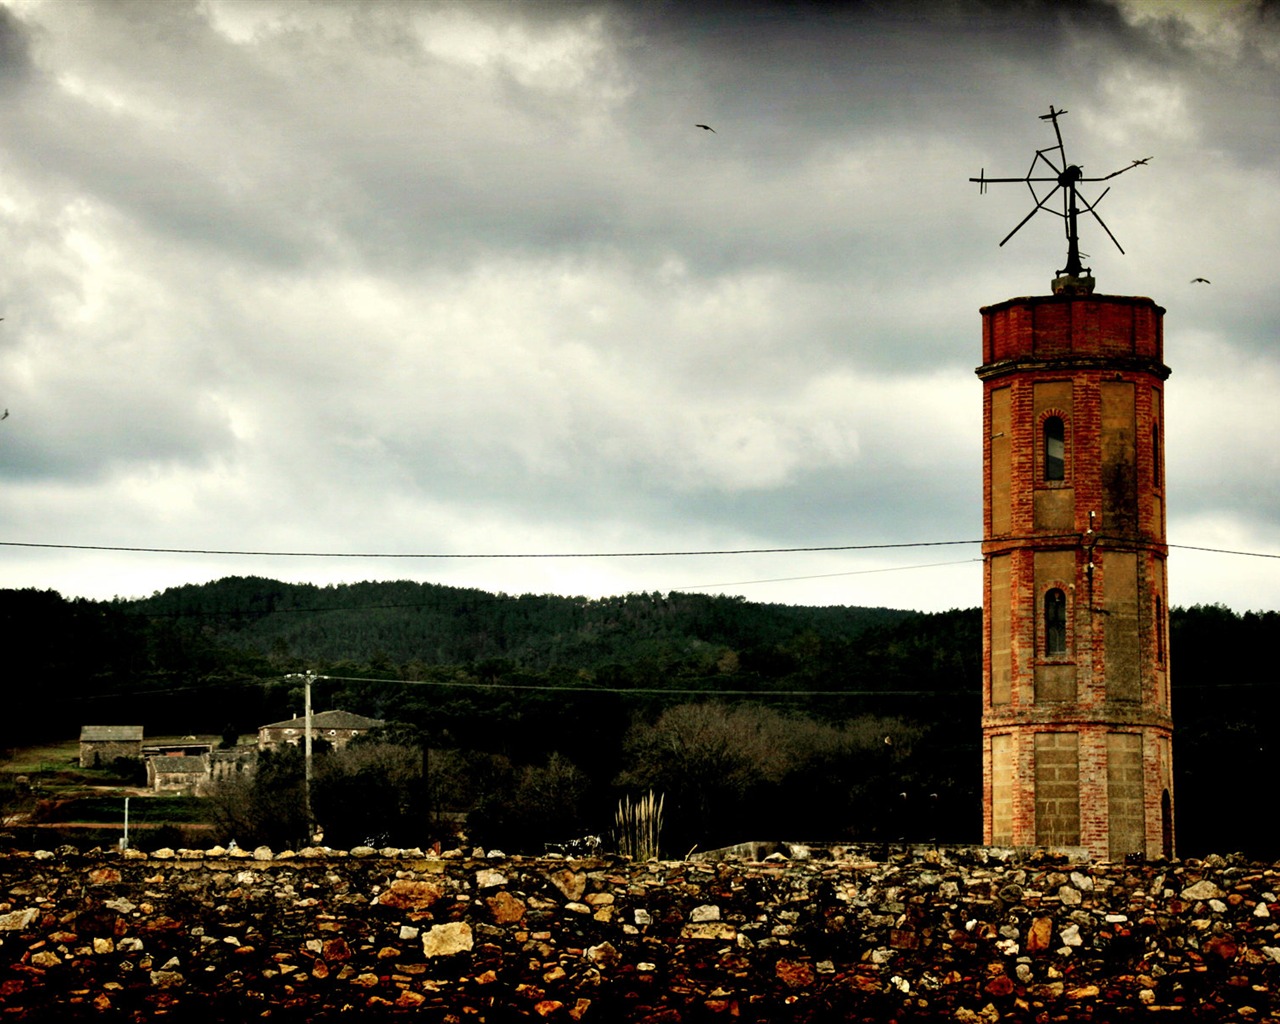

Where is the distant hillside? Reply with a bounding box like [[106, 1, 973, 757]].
[[2, 580, 1276, 856], [121, 576, 919, 670]]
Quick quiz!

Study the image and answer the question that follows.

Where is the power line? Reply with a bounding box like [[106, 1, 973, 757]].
[[66, 661, 1280, 707], [1168, 543, 1280, 560], [70, 667, 1274, 707], [324, 673, 968, 698], [674, 558, 981, 592], [70, 673, 974, 702], [10, 537, 1280, 561], [0, 538, 981, 558]]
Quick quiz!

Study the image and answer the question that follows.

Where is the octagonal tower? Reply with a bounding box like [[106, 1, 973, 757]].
[[978, 286, 1174, 860]]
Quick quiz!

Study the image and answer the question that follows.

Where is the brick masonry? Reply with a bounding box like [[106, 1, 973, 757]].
[[977, 293, 1174, 861], [2, 845, 1279, 1021]]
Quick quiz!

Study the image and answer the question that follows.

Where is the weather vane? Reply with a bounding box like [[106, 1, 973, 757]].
[[971, 105, 1149, 288]]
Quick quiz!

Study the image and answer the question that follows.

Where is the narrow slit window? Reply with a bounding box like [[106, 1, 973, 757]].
[[1044, 416, 1065, 481], [1152, 421, 1161, 487], [1155, 595, 1165, 664], [1045, 588, 1067, 657]]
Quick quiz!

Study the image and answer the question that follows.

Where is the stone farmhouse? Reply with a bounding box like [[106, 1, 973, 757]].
[[146, 754, 210, 793], [76, 711, 382, 794], [144, 746, 257, 795], [257, 710, 384, 752], [79, 725, 143, 768]]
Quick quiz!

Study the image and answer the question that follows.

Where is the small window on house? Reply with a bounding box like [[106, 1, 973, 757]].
[[1044, 416, 1065, 481], [1045, 588, 1067, 657]]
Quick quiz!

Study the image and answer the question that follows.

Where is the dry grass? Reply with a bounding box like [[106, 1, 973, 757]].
[[0, 740, 81, 774]]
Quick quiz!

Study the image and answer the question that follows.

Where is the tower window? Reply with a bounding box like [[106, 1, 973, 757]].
[[1045, 587, 1067, 657], [1152, 421, 1161, 487], [1044, 416, 1065, 481], [1155, 595, 1165, 664]]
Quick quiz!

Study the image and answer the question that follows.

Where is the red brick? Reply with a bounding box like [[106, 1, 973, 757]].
[[978, 291, 1175, 861]]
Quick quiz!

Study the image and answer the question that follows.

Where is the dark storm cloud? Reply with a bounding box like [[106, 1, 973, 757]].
[[0, 5, 34, 86], [1, 0, 1278, 611]]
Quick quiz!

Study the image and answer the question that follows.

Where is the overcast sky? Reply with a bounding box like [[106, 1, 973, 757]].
[[1, 0, 1278, 612]]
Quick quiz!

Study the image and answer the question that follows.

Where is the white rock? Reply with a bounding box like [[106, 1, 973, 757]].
[[0, 909, 38, 931], [422, 922, 473, 958], [1181, 880, 1225, 901]]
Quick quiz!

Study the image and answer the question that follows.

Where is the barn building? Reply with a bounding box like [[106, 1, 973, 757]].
[[79, 725, 144, 769]]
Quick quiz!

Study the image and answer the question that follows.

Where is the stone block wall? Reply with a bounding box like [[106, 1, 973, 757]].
[[2, 845, 1278, 1021]]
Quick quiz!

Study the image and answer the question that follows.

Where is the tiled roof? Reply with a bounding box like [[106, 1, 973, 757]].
[[259, 709, 385, 731], [148, 755, 208, 773], [80, 725, 144, 742]]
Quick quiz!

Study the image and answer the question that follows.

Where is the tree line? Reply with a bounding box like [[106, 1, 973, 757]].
[[0, 582, 1274, 857]]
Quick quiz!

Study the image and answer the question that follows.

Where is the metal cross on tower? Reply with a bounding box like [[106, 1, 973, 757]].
[[970, 105, 1149, 280]]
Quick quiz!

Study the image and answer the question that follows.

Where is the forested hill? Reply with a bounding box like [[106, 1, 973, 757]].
[[122, 576, 919, 671], [2, 579, 1277, 855]]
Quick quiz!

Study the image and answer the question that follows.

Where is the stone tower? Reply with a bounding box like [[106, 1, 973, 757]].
[[978, 279, 1174, 861]]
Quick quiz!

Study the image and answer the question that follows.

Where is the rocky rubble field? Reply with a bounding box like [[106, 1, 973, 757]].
[[1, 844, 1278, 1021]]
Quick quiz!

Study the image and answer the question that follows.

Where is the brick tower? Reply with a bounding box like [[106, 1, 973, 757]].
[[978, 280, 1174, 860]]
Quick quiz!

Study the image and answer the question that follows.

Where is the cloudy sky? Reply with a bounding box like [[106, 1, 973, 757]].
[[1, 0, 1278, 612]]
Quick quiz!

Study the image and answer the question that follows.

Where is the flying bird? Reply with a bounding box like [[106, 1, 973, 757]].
[[695, 124, 715, 132], [1190, 277, 1211, 284]]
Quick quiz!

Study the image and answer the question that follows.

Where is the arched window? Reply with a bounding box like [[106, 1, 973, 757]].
[[1045, 588, 1067, 657], [1044, 416, 1065, 481]]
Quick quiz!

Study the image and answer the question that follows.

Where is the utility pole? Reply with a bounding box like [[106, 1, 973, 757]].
[[285, 671, 318, 843], [304, 670, 314, 839]]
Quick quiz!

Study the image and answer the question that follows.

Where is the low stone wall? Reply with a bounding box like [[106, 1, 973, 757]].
[[1, 844, 1277, 1021]]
